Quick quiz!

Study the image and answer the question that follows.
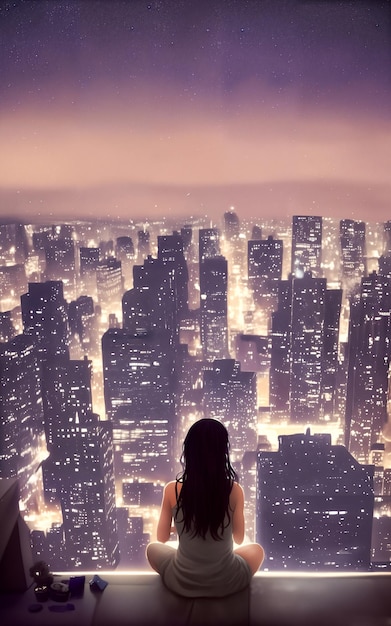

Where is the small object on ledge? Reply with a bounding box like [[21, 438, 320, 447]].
[[89, 574, 108, 592], [69, 575, 85, 597], [34, 584, 49, 601], [50, 581, 70, 602]]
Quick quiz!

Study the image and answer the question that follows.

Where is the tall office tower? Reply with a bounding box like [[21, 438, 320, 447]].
[[0, 334, 44, 508], [223, 210, 240, 241], [68, 295, 97, 354], [291, 215, 322, 278], [79, 246, 100, 297], [41, 357, 94, 452], [199, 228, 220, 263], [257, 431, 374, 570], [102, 327, 175, 483], [345, 271, 391, 464], [158, 232, 189, 318], [199, 256, 229, 359], [96, 257, 123, 316], [41, 357, 119, 569], [137, 229, 150, 262], [116, 236, 135, 289], [21, 281, 70, 359], [340, 219, 367, 283], [269, 273, 341, 423], [247, 236, 283, 306], [43, 227, 76, 300], [124, 255, 179, 342], [203, 359, 257, 463]]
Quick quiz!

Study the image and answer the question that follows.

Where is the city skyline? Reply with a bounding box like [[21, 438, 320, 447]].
[[0, 0, 390, 222], [1, 211, 391, 571]]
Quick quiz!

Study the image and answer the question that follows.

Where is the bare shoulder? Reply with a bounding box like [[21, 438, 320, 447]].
[[164, 481, 180, 507]]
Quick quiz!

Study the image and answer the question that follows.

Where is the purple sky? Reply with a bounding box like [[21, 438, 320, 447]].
[[0, 0, 390, 223]]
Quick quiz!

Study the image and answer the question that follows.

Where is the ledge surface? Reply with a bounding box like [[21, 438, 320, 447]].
[[1, 572, 390, 626]]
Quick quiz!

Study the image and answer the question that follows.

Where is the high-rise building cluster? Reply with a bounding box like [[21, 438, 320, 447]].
[[0, 213, 390, 571]]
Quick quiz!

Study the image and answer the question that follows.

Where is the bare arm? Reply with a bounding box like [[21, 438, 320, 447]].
[[230, 482, 245, 545], [156, 481, 176, 543]]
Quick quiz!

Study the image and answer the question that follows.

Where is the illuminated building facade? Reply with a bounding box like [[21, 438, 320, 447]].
[[157, 231, 189, 318], [270, 273, 341, 422], [291, 215, 322, 278], [124, 254, 180, 342], [96, 257, 123, 314], [21, 280, 70, 359], [345, 271, 391, 464], [0, 334, 44, 508], [41, 357, 119, 569], [203, 359, 257, 463], [102, 327, 175, 483], [199, 256, 229, 359], [339, 219, 367, 281], [257, 431, 374, 570], [247, 235, 283, 306]]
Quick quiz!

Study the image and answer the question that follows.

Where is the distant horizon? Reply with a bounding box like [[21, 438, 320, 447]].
[[0, 178, 389, 225]]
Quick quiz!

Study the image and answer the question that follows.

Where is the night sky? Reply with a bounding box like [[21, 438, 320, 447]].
[[0, 0, 390, 223]]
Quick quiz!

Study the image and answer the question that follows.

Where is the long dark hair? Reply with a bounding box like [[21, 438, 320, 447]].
[[175, 418, 238, 540]]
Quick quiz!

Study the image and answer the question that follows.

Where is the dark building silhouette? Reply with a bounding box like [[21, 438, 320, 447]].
[[203, 359, 257, 463], [137, 229, 150, 262], [248, 235, 283, 306], [257, 431, 374, 570], [157, 232, 189, 318], [291, 215, 322, 278], [199, 227, 220, 263], [21, 281, 70, 359], [116, 236, 135, 288], [123, 254, 181, 342], [79, 246, 100, 297], [270, 273, 341, 423], [102, 327, 175, 483], [96, 257, 123, 312], [345, 271, 391, 464], [340, 219, 367, 285], [41, 357, 119, 569], [0, 334, 44, 508], [199, 256, 229, 359], [223, 210, 240, 241]]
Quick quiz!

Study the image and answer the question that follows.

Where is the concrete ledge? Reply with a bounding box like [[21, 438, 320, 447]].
[[1, 572, 390, 626]]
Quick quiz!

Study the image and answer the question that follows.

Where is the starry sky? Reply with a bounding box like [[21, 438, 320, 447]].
[[0, 0, 390, 223]]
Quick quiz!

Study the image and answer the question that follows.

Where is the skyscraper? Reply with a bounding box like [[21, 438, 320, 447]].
[[340, 219, 367, 284], [102, 327, 175, 483], [21, 281, 70, 359], [199, 256, 229, 359], [345, 271, 391, 463], [257, 430, 374, 570], [269, 273, 341, 423], [0, 334, 44, 508], [203, 359, 257, 463], [247, 235, 283, 306], [41, 357, 119, 569], [291, 215, 322, 278]]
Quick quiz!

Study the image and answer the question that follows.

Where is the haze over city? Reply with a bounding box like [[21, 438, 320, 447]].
[[0, 0, 390, 222]]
